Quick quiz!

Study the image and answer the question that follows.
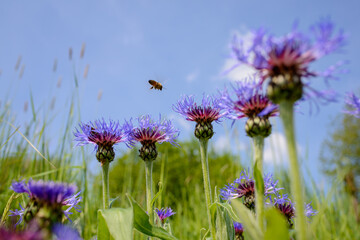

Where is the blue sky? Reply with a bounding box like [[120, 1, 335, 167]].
[[1, 0, 359, 187]]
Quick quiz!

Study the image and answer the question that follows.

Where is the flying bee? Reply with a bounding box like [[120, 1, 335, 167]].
[[148, 80, 163, 91]]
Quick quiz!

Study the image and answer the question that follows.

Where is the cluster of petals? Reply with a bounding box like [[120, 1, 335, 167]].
[[344, 92, 360, 118], [219, 78, 278, 119], [220, 169, 282, 201], [173, 94, 228, 123], [269, 194, 317, 219], [10, 179, 81, 224], [74, 118, 134, 149], [230, 19, 345, 82], [155, 207, 176, 222], [127, 115, 179, 145]]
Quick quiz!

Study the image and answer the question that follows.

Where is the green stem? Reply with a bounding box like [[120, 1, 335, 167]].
[[253, 136, 265, 233], [279, 101, 307, 240], [199, 139, 216, 240], [145, 161, 154, 225], [101, 162, 110, 209]]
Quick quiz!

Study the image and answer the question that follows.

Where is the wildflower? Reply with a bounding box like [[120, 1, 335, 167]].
[[220, 77, 278, 137], [344, 92, 360, 118], [74, 118, 133, 164], [9, 179, 81, 227], [230, 19, 346, 103], [233, 221, 244, 240], [271, 194, 317, 227], [128, 115, 179, 161], [220, 170, 281, 210], [155, 207, 176, 224], [52, 224, 82, 240], [173, 94, 227, 140]]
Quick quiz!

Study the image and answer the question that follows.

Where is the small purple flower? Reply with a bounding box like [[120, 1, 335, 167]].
[[220, 78, 278, 120], [233, 221, 244, 240], [128, 115, 179, 161], [270, 194, 317, 227], [344, 92, 360, 118], [220, 77, 278, 137], [173, 95, 228, 140], [52, 224, 82, 240], [305, 202, 318, 218], [229, 19, 346, 103], [156, 207, 176, 224], [9, 179, 81, 225], [74, 118, 133, 164], [220, 170, 281, 210]]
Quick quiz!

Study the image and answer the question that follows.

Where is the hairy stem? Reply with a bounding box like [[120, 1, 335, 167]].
[[145, 161, 154, 225], [199, 139, 216, 240], [253, 136, 265, 233], [101, 162, 110, 209], [280, 101, 307, 240]]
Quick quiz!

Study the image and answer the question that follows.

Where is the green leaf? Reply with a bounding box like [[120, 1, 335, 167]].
[[215, 202, 234, 240], [150, 182, 163, 209], [127, 195, 178, 240], [231, 199, 262, 240], [97, 208, 133, 240], [264, 208, 289, 240], [253, 162, 264, 195]]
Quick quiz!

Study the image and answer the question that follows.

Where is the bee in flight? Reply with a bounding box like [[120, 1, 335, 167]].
[[148, 80, 163, 91]]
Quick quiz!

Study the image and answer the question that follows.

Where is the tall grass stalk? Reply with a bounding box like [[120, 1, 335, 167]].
[[253, 136, 264, 232], [279, 101, 306, 240], [199, 139, 216, 240]]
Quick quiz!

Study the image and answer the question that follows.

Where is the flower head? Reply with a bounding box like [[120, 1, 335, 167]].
[[233, 221, 244, 240], [155, 207, 176, 224], [270, 194, 317, 227], [230, 19, 346, 103], [344, 92, 360, 118], [10, 179, 81, 226], [129, 115, 179, 161], [74, 118, 133, 164], [220, 170, 281, 210], [173, 94, 227, 139], [220, 77, 278, 137]]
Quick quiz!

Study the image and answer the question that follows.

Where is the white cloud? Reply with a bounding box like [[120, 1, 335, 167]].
[[185, 71, 199, 83], [169, 113, 192, 133], [221, 59, 256, 82], [263, 132, 302, 165], [219, 30, 257, 82]]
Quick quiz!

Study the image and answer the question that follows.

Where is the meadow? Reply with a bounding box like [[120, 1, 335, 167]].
[[1, 19, 360, 240]]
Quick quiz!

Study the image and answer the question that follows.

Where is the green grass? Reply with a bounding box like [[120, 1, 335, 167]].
[[0, 67, 359, 240]]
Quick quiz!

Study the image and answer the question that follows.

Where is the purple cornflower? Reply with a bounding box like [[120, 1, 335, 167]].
[[9, 179, 81, 226], [220, 77, 278, 137], [74, 118, 133, 164], [173, 94, 228, 140], [230, 19, 346, 103], [220, 170, 281, 210], [233, 221, 244, 240], [344, 92, 360, 118], [52, 224, 82, 240], [128, 115, 179, 161], [270, 194, 317, 227], [155, 207, 176, 224]]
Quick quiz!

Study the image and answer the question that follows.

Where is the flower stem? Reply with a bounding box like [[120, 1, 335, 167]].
[[279, 101, 307, 240], [101, 162, 110, 209], [253, 136, 265, 233], [199, 139, 216, 240], [145, 161, 154, 225]]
